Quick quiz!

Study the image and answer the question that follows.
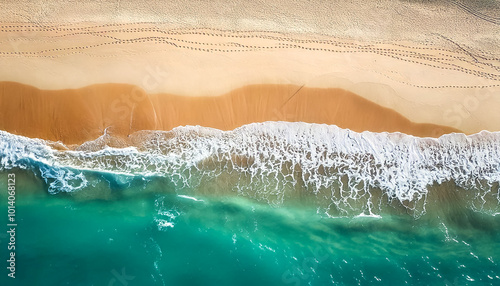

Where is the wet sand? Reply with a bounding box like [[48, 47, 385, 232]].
[[0, 1, 498, 139], [0, 81, 459, 145], [0, 22, 498, 135]]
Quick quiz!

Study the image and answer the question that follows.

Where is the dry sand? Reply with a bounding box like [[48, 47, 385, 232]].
[[0, 1, 498, 139], [0, 22, 498, 136]]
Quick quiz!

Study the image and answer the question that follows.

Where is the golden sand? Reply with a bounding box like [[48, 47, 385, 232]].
[[0, 81, 459, 145], [0, 23, 498, 135]]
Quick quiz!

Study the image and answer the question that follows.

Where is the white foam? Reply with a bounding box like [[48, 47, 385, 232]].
[[355, 213, 382, 219], [1, 122, 500, 215], [177, 195, 204, 202]]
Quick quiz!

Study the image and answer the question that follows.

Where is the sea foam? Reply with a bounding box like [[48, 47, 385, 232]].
[[1, 122, 499, 217]]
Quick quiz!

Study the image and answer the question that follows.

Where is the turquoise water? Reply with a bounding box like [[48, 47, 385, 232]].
[[1, 170, 500, 286], [1, 124, 500, 285]]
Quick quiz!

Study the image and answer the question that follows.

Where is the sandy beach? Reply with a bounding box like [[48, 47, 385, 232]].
[[0, 81, 459, 145], [1, 2, 500, 285], [0, 1, 498, 143]]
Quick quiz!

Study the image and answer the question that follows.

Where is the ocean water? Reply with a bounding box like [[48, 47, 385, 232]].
[[1, 122, 500, 285]]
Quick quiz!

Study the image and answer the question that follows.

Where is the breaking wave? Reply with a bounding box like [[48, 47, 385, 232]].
[[1, 122, 500, 217]]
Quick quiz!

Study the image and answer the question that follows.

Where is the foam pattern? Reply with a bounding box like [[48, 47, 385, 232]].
[[1, 122, 500, 216]]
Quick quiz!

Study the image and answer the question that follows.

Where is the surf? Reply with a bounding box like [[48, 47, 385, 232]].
[[1, 122, 499, 218]]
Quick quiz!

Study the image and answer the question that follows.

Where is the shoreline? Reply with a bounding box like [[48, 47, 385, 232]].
[[0, 81, 459, 145], [0, 23, 498, 135]]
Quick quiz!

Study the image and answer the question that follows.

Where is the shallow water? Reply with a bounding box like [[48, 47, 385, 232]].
[[1, 123, 500, 285], [1, 179, 499, 286]]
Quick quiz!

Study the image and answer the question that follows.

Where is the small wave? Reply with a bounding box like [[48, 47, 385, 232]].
[[1, 122, 500, 217]]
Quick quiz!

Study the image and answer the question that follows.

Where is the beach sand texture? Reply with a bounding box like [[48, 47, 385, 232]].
[[0, 82, 460, 145], [0, 0, 498, 142]]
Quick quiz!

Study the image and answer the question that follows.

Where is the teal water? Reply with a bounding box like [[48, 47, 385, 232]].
[[1, 170, 500, 286], [1, 124, 500, 285]]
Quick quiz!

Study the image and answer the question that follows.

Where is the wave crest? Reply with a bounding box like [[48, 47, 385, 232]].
[[1, 122, 500, 217]]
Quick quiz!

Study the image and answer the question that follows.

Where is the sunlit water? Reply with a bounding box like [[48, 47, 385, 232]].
[[1, 170, 499, 286], [1, 123, 500, 285]]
